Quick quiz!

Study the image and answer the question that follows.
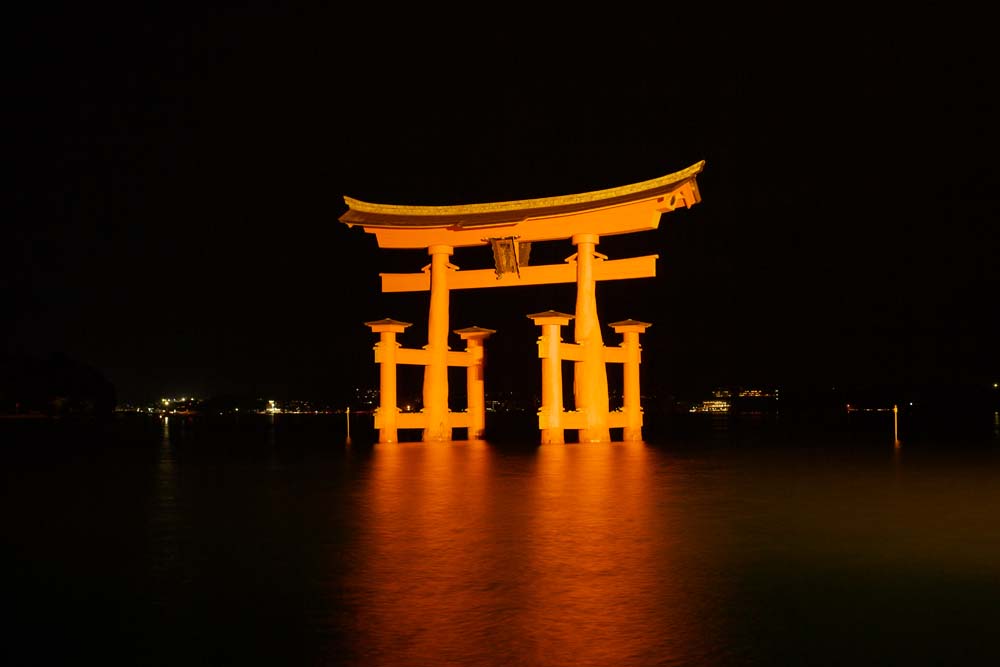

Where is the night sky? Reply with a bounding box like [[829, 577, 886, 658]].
[[7, 6, 999, 404]]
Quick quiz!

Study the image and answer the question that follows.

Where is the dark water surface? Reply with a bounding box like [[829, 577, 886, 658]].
[[4, 413, 1000, 666]]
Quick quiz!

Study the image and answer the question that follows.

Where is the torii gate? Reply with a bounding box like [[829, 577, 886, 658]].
[[340, 161, 704, 443]]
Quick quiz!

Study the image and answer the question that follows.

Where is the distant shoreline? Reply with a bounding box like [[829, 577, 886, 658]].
[[0, 413, 57, 420]]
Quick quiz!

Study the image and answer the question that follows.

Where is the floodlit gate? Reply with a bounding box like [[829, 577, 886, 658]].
[[340, 161, 705, 443]]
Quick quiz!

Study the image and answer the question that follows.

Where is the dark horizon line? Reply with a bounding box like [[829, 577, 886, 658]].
[[116, 380, 1000, 404]]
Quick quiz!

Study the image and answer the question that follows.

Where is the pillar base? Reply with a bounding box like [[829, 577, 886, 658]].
[[577, 427, 611, 443], [540, 428, 565, 444], [622, 426, 643, 442], [422, 426, 452, 442]]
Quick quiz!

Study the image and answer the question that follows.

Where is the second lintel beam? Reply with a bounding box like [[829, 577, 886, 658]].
[[380, 254, 659, 293]]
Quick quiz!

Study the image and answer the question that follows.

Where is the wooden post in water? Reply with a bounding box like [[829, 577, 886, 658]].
[[610, 319, 651, 442], [422, 244, 454, 442], [455, 326, 496, 440], [893, 404, 900, 447], [366, 318, 412, 444], [572, 233, 611, 443], [529, 311, 574, 444]]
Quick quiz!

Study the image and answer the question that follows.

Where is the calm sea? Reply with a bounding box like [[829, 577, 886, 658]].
[[4, 411, 1000, 666]]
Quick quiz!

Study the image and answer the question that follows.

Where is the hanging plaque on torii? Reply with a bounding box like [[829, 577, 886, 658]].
[[341, 161, 705, 443]]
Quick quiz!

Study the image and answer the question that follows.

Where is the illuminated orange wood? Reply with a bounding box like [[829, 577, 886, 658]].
[[610, 320, 651, 441], [572, 234, 611, 442], [380, 254, 659, 293], [362, 199, 662, 249], [379, 347, 475, 367], [456, 326, 495, 439], [529, 311, 573, 444], [344, 162, 705, 444], [341, 163, 704, 250], [423, 245, 453, 441], [365, 318, 411, 443], [394, 411, 471, 430]]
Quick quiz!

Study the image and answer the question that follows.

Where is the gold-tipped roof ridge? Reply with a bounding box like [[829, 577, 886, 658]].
[[340, 161, 704, 229]]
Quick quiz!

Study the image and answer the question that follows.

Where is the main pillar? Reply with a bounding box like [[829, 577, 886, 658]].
[[572, 233, 611, 442], [423, 244, 454, 441]]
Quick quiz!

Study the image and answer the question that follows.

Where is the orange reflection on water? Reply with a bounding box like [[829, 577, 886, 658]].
[[351, 440, 503, 665], [521, 443, 700, 666], [348, 441, 712, 666]]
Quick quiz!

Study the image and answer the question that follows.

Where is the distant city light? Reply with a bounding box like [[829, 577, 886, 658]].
[[690, 399, 730, 413], [118, 395, 343, 416]]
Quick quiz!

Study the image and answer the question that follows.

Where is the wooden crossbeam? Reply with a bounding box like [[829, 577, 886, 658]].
[[375, 346, 475, 367], [380, 411, 471, 430], [536, 343, 629, 363], [538, 410, 634, 430], [380, 254, 658, 293]]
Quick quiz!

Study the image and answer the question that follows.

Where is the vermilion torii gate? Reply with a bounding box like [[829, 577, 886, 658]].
[[340, 161, 704, 443]]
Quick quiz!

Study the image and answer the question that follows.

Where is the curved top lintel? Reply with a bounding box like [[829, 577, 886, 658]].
[[341, 161, 704, 221]]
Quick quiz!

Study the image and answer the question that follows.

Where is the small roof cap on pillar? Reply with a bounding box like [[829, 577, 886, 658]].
[[609, 319, 652, 333], [527, 310, 575, 326], [365, 318, 412, 333], [454, 325, 497, 340]]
